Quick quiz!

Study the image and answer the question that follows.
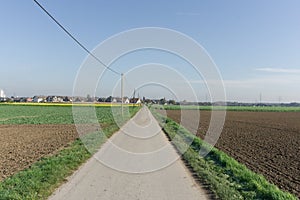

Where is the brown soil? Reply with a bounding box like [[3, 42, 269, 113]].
[[0, 124, 78, 180], [163, 110, 300, 197]]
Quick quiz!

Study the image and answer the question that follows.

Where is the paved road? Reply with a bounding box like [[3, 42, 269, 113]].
[[49, 107, 209, 200]]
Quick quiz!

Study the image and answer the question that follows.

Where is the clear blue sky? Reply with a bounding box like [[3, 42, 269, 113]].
[[1, 0, 300, 102]]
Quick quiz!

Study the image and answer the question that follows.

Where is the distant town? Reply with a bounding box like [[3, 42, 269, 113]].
[[0, 92, 299, 107], [0, 94, 141, 104]]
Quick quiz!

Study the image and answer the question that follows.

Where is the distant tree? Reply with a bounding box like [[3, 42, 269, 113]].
[[159, 98, 166, 105], [87, 94, 93, 102], [144, 99, 151, 104], [97, 97, 105, 102], [105, 96, 113, 102], [168, 99, 176, 105], [63, 96, 70, 102]]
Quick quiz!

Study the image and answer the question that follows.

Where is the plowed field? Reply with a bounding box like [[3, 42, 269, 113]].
[[163, 110, 300, 197], [0, 124, 78, 180]]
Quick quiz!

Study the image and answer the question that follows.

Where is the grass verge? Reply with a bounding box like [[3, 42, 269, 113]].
[[0, 107, 140, 200], [151, 110, 298, 200]]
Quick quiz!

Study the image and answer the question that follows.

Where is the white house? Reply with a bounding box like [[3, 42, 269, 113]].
[[46, 96, 64, 103], [136, 98, 141, 104], [124, 98, 130, 104], [130, 98, 141, 104], [33, 96, 45, 103]]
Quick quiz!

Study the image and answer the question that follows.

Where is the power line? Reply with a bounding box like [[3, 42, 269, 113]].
[[33, 0, 121, 76]]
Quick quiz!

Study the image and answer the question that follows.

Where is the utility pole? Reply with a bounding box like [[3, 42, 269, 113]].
[[259, 93, 262, 105], [278, 96, 282, 104], [121, 73, 124, 116]]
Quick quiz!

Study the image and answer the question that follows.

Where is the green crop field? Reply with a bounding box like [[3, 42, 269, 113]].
[[0, 105, 73, 124], [0, 104, 138, 125], [154, 104, 300, 112]]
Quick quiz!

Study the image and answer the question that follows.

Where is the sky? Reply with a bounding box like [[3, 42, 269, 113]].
[[0, 0, 300, 102]]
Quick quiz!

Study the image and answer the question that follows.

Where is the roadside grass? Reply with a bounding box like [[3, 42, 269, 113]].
[[155, 104, 300, 112], [151, 111, 297, 200], [0, 106, 140, 200]]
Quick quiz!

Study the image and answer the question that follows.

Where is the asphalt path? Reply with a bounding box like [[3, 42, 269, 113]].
[[49, 107, 209, 200]]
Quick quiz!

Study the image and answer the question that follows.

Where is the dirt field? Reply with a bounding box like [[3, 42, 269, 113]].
[[0, 124, 78, 180], [162, 110, 300, 197]]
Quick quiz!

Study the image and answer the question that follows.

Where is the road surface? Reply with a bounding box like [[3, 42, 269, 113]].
[[49, 107, 209, 200]]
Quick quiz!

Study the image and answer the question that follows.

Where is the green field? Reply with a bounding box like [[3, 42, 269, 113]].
[[0, 104, 137, 125], [0, 105, 73, 124], [154, 104, 300, 112]]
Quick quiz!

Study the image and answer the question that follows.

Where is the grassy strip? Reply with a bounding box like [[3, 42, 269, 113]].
[[152, 111, 297, 200], [154, 105, 300, 112], [0, 108, 140, 200]]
